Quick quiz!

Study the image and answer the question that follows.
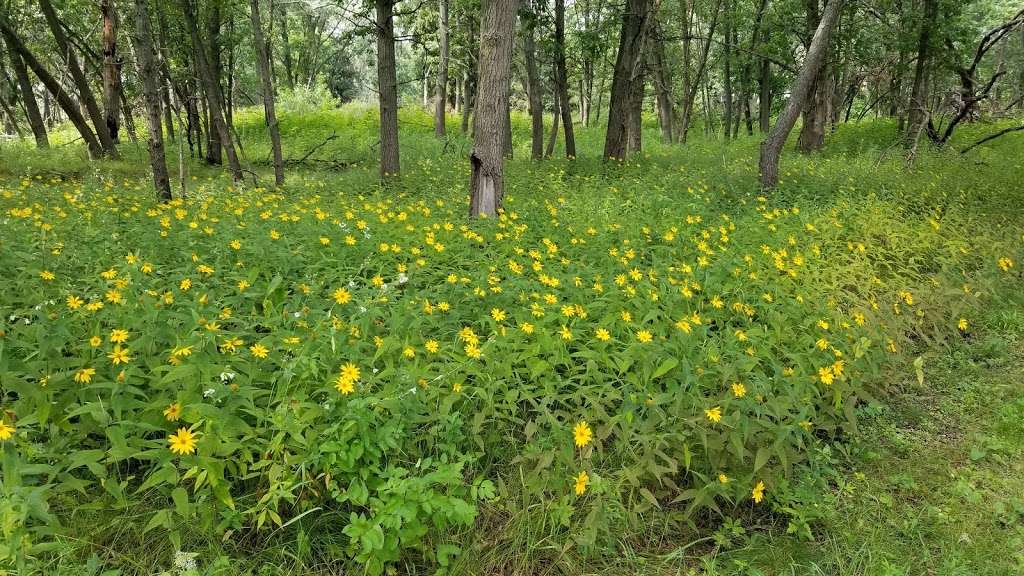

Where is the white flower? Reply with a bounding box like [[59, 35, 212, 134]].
[[397, 273, 408, 284], [219, 371, 236, 382], [203, 388, 216, 398]]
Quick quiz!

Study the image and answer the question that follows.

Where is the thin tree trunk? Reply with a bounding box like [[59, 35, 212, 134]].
[[722, 0, 733, 139], [905, 0, 936, 146], [759, 0, 843, 189], [5, 43, 48, 148], [650, 23, 673, 143], [680, 0, 721, 144], [181, 0, 242, 180], [545, 90, 559, 157], [131, 0, 172, 200], [0, 23, 102, 157], [523, 10, 543, 159], [604, 0, 651, 159], [101, 0, 122, 143], [555, 0, 576, 157], [461, 69, 474, 133], [250, 0, 284, 186], [277, 2, 295, 89], [435, 0, 449, 137], [38, 0, 118, 157], [376, 0, 400, 178], [469, 0, 518, 217]]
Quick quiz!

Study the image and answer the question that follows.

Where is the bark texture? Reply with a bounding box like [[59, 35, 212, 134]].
[[469, 0, 519, 217], [604, 0, 650, 160], [250, 0, 284, 186], [131, 0, 172, 200], [376, 0, 400, 177]]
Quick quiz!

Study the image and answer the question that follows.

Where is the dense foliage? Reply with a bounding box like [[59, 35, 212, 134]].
[[1, 110, 1022, 574]]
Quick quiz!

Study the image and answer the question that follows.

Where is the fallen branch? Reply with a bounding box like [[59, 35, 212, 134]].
[[293, 132, 339, 163], [960, 124, 1024, 154]]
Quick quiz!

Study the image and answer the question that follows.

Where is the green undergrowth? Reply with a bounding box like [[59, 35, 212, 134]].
[[1, 106, 1023, 576]]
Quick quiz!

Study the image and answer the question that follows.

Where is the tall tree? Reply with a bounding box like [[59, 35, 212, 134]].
[[4, 42, 48, 148], [181, 0, 243, 180], [469, 0, 519, 217], [130, 0, 172, 200], [101, 0, 122, 143], [0, 21, 103, 157], [554, 0, 575, 157], [522, 3, 544, 159], [905, 0, 937, 146], [250, 0, 284, 186], [759, 0, 843, 189], [38, 0, 118, 157], [679, 0, 720, 143], [376, 0, 400, 178], [604, 0, 650, 160], [796, 0, 833, 152], [650, 22, 673, 143], [435, 0, 450, 137]]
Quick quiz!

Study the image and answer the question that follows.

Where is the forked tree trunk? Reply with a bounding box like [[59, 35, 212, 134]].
[[522, 9, 543, 160], [604, 0, 650, 159], [5, 44, 48, 148], [435, 0, 449, 137], [101, 0, 122, 143], [469, 0, 518, 217], [554, 0, 576, 157], [376, 0, 400, 178], [131, 0, 172, 200], [38, 0, 118, 157], [181, 0, 242, 180], [0, 23, 102, 157], [250, 0, 284, 186], [759, 0, 843, 189]]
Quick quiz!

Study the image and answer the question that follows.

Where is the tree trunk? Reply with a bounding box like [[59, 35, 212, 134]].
[[38, 0, 118, 157], [722, 0, 733, 139], [604, 0, 650, 160], [0, 22, 102, 157], [203, 2, 223, 165], [523, 9, 543, 160], [5, 43, 48, 148], [181, 0, 242, 180], [627, 64, 644, 152], [554, 0, 576, 157], [131, 0, 172, 200], [680, 0, 720, 143], [745, 0, 770, 135], [461, 69, 474, 133], [250, 0, 284, 186], [276, 2, 295, 89], [545, 91, 559, 157], [469, 0, 518, 217], [435, 0, 449, 137], [376, 0, 400, 178], [101, 0, 122, 143], [905, 0, 936, 146], [796, 0, 832, 152], [650, 23, 673, 143], [759, 0, 843, 189]]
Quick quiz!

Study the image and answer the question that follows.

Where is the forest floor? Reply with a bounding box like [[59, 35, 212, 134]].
[[2, 107, 1023, 576]]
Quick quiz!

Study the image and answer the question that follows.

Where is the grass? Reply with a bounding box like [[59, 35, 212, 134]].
[[2, 105, 1024, 575]]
